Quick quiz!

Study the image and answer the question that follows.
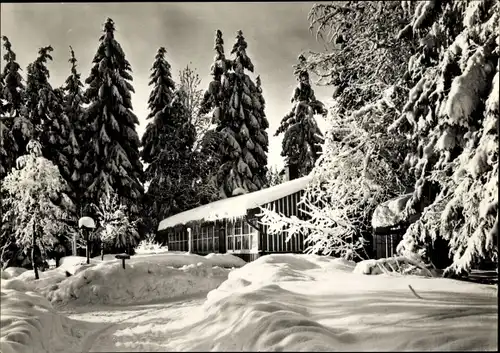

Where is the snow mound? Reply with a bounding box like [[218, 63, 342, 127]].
[[166, 254, 497, 351], [91, 252, 246, 268], [204, 253, 247, 268], [0, 282, 92, 353], [1, 267, 27, 280], [353, 256, 437, 277], [47, 258, 231, 306], [59, 256, 102, 274], [6, 268, 70, 295]]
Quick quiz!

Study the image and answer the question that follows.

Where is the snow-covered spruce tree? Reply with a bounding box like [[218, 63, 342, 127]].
[[201, 29, 269, 198], [92, 191, 140, 257], [391, 0, 499, 275], [252, 74, 270, 181], [1, 140, 76, 279], [83, 18, 144, 221], [194, 129, 225, 205], [266, 165, 284, 187], [141, 47, 197, 233], [260, 1, 417, 260], [198, 30, 231, 200], [24, 46, 79, 196], [275, 59, 326, 177], [62, 46, 87, 212], [0, 72, 19, 180], [178, 64, 208, 149], [0, 36, 30, 179]]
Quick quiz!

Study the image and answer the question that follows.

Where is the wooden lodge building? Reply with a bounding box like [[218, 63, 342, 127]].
[[157, 175, 312, 262], [157, 171, 446, 264]]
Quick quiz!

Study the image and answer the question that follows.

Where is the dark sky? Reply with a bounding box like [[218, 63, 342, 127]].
[[1, 2, 332, 168]]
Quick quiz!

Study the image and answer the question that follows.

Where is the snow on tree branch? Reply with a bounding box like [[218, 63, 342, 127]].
[[1, 140, 76, 259]]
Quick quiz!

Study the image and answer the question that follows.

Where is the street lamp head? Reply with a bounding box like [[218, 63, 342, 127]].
[[78, 216, 96, 229]]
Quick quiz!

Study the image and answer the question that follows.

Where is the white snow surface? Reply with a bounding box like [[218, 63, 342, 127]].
[[0, 252, 245, 353], [78, 216, 96, 229], [158, 175, 312, 230], [46, 260, 230, 307], [2, 254, 497, 352], [2, 253, 245, 307], [1, 266, 28, 280], [88, 254, 497, 351], [0, 280, 95, 353]]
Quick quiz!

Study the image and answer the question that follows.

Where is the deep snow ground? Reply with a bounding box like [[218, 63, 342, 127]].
[[0, 252, 245, 353], [1, 253, 497, 352], [67, 254, 497, 352]]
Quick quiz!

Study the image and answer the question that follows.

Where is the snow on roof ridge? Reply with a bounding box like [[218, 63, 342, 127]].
[[158, 174, 313, 231]]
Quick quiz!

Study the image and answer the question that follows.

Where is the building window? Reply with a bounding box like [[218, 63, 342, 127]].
[[168, 229, 187, 251], [226, 218, 258, 254]]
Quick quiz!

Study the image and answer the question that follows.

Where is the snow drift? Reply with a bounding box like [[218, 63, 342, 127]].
[[158, 254, 497, 351], [44, 253, 243, 306], [0, 280, 94, 353], [2, 253, 244, 308], [1, 266, 27, 280]]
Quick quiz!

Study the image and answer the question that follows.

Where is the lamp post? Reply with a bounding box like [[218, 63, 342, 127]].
[[187, 227, 192, 253], [78, 216, 96, 264]]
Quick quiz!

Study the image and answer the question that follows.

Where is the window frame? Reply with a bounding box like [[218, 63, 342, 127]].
[[226, 217, 259, 254]]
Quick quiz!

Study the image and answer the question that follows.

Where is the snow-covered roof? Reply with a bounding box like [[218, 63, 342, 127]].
[[158, 175, 313, 231], [371, 193, 415, 230]]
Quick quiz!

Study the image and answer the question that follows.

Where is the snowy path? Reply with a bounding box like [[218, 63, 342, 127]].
[[63, 294, 207, 352]]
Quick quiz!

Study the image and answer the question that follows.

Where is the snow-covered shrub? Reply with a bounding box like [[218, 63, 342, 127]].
[[135, 234, 168, 255], [1, 140, 76, 278], [354, 255, 437, 277], [92, 191, 140, 252]]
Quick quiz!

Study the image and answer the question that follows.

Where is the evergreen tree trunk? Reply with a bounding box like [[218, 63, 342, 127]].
[[101, 242, 104, 261], [31, 230, 39, 280]]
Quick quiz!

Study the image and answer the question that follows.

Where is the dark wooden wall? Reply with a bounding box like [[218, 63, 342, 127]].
[[256, 189, 306, 254]]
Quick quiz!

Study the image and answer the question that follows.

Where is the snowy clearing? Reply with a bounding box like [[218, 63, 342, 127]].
[[0, 252, 243, 353], [1, 252, 245, 307], [1, 254, 497, 352], [81, 254, 497, 352]]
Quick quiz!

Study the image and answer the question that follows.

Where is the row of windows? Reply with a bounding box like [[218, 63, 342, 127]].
[[169, 240, 188, 251], [193, 236, 220, 253], [191, 224, 218, 253], [166, 191, 305, 254]]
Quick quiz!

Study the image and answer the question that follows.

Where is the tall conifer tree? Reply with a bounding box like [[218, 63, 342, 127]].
[[24, 46, 79, 192], [62, 46, 87, 212], [83, 18, 144, 219], [141, 47, 196, 233], [201, 29, 269, 198], [0, 36, 30, 178]]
